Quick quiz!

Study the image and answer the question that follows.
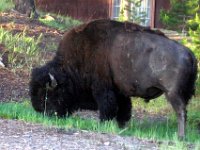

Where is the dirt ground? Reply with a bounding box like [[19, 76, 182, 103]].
[[0, 10, 63, 102], [0, 10, 171, 149], [0, 119, 160, 150]]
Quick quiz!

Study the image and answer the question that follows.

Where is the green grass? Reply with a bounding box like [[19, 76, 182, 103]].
[[132, 96, 171, 115], [0, 0, 14, 12], [39, 13, 82, 31], [0, 101, 118, 133], [196, 73, 200, 96], [0, 27, 42, 67], [0, 97, 199, 146]]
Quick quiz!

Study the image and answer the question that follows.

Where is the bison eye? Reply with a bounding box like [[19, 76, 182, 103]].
[[46, 82, 56, 91]]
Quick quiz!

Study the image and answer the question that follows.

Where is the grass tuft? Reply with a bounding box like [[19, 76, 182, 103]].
[[0, 27, 42, 67], [39, 13, 82, 31], [0, 0, 14, 12], [0, 97, 199, 145]]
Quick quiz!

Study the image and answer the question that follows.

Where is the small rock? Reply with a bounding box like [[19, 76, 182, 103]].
[[0, 60, 5, 67], [104, 141, 110, 146], [41, 15, 55, 21]]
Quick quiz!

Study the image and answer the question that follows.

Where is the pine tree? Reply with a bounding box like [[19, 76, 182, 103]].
[[188, 14, 200, 59], [13, 0, 39, 18], [160, 0, 200, 30], [160, 0, 199, 31], [119, 0, 146, 24], [160, 0, 200, 62]]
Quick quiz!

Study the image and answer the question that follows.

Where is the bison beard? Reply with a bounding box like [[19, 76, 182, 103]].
[[30, 60, 98, 117], [29, 19, 197, 139]]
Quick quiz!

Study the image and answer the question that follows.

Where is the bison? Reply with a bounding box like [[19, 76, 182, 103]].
[[30, 19, 197, 139]]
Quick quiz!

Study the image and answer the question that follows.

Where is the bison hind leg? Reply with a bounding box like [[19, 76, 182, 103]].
[[166, 91, 187, 140]]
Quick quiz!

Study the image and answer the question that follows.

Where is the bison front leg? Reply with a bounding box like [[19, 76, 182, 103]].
[[92, 88, 118, 122], [166, 92, 187, 140], [116, 94, 132, 128], [55, 105, 68, 117]]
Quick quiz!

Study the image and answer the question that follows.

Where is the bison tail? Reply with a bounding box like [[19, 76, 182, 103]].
[[182, 53, 198, 105]]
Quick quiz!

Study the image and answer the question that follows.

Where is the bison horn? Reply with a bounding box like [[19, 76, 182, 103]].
[[48, 73, 58, 88]]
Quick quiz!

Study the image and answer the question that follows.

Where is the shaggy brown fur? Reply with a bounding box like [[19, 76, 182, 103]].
[[30, 19, 197, 139]]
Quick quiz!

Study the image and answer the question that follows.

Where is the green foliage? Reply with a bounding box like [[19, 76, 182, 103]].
[[160, 1, 182, 29], [0, 27, 42, 67], [182, 13, 200, 60], [39, 14, 82, 31], [0, 0, 14, 12], [160, 141, 188, 150], [188, 14, 200, 57], [119, 0, 146, 24], [0, 101, 119, 133], [160, 0, 199, 30], [196, 75, 200, 96], [132, 96, 170, 114]]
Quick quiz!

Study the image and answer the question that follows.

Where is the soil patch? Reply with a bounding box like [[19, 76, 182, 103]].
[[0, 10, 61, 102], [0, 118, 159, 150]]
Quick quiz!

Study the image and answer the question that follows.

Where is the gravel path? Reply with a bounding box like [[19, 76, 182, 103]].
[[0, 119, 159, 150]]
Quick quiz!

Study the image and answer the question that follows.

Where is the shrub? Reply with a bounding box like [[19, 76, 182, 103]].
[[188, 14, 200, 58], [160, 0, 199, 31], [39, 14, 82, 31], [0, 28, 42, 67], [182, 14, 200, 59], [118, 0, 146, 24], [182, 13, 200, 95], [0, 0, 14, 12]]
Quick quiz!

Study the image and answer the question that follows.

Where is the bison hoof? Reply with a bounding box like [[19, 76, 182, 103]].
[[117, 121, 127, 128]]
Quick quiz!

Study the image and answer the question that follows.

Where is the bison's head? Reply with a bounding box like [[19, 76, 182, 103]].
[[29, 65, 68, 117], [29, 63, 98, 117]]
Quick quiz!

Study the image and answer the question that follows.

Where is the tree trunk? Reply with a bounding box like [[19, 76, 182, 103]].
[[13, 0, 39, 18]]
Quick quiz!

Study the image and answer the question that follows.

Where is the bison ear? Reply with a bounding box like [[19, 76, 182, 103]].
[[47, 73, 58, 89]]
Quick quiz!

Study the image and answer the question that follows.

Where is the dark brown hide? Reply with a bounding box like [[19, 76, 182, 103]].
[[30, 19, 197, 139]]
